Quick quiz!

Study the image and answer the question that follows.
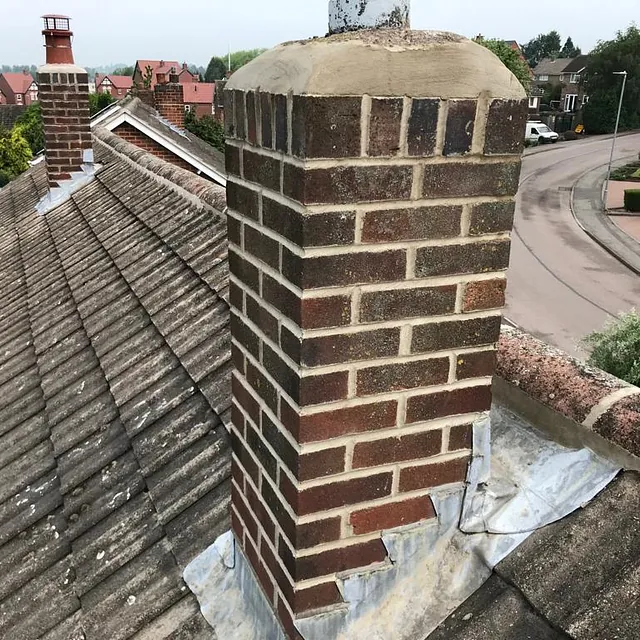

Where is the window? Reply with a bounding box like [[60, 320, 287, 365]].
[[212, 105, 215, 115], [185, 104, 192, 112], [570, 73, 581, 84], [528, 96, 539, 109], [15, 94, 23, 104], [537, 74, 549, 81], [582, 95, 590, 105], [564, 94, 578, 112], [30, 91, 37, 102]]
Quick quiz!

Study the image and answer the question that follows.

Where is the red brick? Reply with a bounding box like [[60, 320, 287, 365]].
[[226, 181, 260, 220], [231, 505, 244, 542], [411, 316, 502, 354], [399, 457, 470, 492], [244, 225, 280, 270], [361, 205, 462, 243], [291, 401, 398, 443], [261, 92, 273, 149], [407, 99, 439, 156], [360, 285, 457, 323], [292, 472, 393, 516], [225, 144, 241, 177], [406, 385, 492, 424], [231, 402, 245, 435], [230, 429, 259, 486], [296, 517, 342, 548], [262, 477, 297, 542], [350, 495, 436, 534], [300, 250, 407, 289], [469, 201, 515, 236], [246, 420, 278, 480], [280, 325, 301, 362], [463, 279, 506, 312], [443, 100, 476, 156], [456, 350, 497, 380], [292, 96, 361, 158], [261, 537, 295, 606], [262, 343, 300, 401], [299, 371, 349, 407], [232, 343, 245, 373], [244, 536, 275, 604], [422, 162, 521, 198], [449, 423, 473, 451], [227, 216, 242, 248], [277, 596, 304, 640], [231, 312, 260, 359], [301, 327, 400, 367], [294, 581, 343, 614], [234, 90, 246, 139], [369, 98, 403, 156], [246, 360, 278, 414], [274, 94, 288, 153], [290, 538, 388, 581], [484, 99, 528, 155], [246, 91, 258, 145], [228, 247, 260, 292], [283, 163, 413, 205], [298, 446, 346, 481], [352, 430, 442, 469], [243, 148, 281, 192], [414, 240, 512, 278], [232, 373, 260, 425], [301, 295, 352, 329], [245, 295, 279, 343], [245, 479, 277, 542], [229, 282, 244, 312], [356, 358, 449, 396], [262, 274, 302, 325], [224, 89, 234, 137], [232, 483, 258, 542]]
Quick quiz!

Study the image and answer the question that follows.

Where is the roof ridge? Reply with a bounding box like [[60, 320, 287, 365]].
[[92, 127, 227, 213]]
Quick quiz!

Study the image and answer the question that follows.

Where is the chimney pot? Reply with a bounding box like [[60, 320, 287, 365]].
[[41, 14, 74, 64]]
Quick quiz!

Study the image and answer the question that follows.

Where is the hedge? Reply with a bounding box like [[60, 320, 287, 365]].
[[624, 189, 640, 212]]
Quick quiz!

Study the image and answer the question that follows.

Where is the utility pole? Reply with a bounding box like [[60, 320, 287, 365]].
[[603, 71, 628, 210]]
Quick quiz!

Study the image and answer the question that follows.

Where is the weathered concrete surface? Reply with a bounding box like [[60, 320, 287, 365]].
[[328, 0, 410, 34], [506, 133, 640, 357], [226, 30, 526, 99]]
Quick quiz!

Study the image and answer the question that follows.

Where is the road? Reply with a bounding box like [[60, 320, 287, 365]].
[[506, 133, 640, 357]]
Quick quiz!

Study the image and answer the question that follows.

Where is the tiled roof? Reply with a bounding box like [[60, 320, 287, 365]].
[[183, 83, 215, 105], [532, 58, 574, 76], [563, 55, 589, 73], [0, 128, 232, 638], [0, 104, 27, 129], [0, 72, 36, 95], [95, 74, 134, 91]]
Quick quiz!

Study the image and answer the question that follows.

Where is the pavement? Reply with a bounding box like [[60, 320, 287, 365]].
[[606, 179, 639, 210], [506, 133, 640, 358]]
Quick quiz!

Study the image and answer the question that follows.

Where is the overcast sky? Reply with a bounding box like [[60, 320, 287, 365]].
[[0, 0, 635, 67]]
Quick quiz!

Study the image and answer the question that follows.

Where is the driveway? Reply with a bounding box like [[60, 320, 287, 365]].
[[506, 133, 640, 357]]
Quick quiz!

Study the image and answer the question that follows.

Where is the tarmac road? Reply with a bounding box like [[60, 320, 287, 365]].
[[506, 133, 640, 357]]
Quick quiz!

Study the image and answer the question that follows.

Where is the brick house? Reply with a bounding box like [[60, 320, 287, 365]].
[[132, 59, 197, 89], [183, 82, 216, 117], [95, 73, 133, 99], [0, 71, 38, 105], [532, 55, 589, 112]]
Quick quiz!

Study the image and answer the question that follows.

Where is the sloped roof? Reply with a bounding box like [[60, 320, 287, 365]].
[[183, 83, 215, 105], [0, 72, 36, 95], [563, 55, 589, 73], [135, 60, 181, 83], [430, 471, 640, 639], [96, 74, 134, 91], [532, 58, 574, 76], [0, 104, 27, 129], [94, 96, 226, 185], [0, 128, 232, 638]]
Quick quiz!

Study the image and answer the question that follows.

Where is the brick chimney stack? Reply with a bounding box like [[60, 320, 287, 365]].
[[38, 15, 92, 188], [223, 1, 527, 636], [154, 73, 185, 129]]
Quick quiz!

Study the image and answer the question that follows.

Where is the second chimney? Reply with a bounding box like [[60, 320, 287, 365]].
[[38, 15, 92, 188], [154, 73, 185, 128]]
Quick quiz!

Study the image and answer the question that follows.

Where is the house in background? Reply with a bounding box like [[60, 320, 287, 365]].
[[183, 82, 216, 117], [133, 59, 198, 89], [0, 71, 38, 105], [532, 56, 589, 112], [96, 74, 134, 99]]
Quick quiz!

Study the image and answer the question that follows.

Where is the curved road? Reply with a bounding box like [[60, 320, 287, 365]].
[[506, 133, 640, 357]]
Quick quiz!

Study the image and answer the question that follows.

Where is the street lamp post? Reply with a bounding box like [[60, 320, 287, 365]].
[[603, 70, 628, 210]]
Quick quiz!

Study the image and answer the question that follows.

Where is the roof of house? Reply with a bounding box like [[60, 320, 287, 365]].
[[183, 83, 215, 105], [532, 58, 574, 76], [93, 96, 226, 185], [563, 55, 589, 73], [135, 60, 182, 77], [429, 470, 640, 639], [0, 104, 27, 129], [95, 74, 134, 91], [0, 127, 232, 639], [0, 72, 36, 95]]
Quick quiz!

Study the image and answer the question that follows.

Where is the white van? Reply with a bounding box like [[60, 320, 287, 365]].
[[526, 121, 559, 144]]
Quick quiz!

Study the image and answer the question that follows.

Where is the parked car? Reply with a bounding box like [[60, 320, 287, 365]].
[[526, 121, 559, 144]]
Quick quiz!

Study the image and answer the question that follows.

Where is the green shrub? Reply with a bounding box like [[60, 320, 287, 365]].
[[610, 162, 640, 181], [563, 130, 578, 141], [583, 311, 640, 385], [624, 190, 640, 212]]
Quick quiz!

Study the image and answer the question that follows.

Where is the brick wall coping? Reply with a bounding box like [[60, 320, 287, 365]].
[[497, 325, 640, 459], [92, 126, 227, 212], [37, 62, 87, 75], [226, 30, 526, 100]]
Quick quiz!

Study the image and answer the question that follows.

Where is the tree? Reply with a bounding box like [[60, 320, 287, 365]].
[[560, 37, 581, 58], [184, 110, 225, 152], [583, 25, 640, 134], [89, 92, 116, 116], [0, 126, 32, 185], [229, 49, 266, 71], [205, 56, 228, 82], [112, 65, 134, 76], [475, 38, 531, 92], [14, 102, 44, 154], [522, 31, 562, 68]]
